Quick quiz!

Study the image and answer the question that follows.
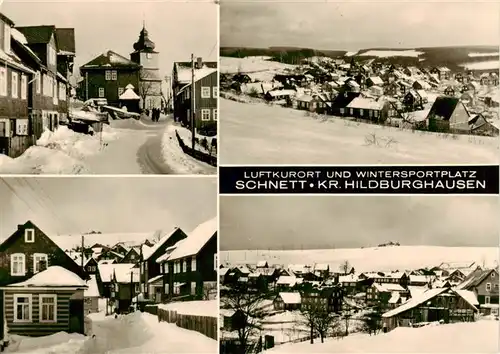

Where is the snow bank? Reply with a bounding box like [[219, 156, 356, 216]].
[[358, 50, 424, 58], [4, 332, 87, 353], [176, 126, 216, 156], [267, 320, 499, 353], [222, 246, 499, 273], [158, 300, 218, 318], [8, 266, 85, 287], [161, 124, 216, 175]]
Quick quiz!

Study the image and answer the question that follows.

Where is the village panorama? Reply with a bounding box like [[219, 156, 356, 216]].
[[0, 177, 218, 353], [219, 2, 499, 165], [219, 195, 499, 353], [0, 1, 218, 174]]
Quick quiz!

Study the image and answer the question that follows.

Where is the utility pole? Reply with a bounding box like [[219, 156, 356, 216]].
[[85, 72, 89, 101], [81, 235, 84, 269], [191, 53, 196, 150]]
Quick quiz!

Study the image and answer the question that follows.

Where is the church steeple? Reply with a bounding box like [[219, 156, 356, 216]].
[[133, 22, 156, 52]]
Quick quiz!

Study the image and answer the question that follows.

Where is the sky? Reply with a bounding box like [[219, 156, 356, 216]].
[[0, 177, 217, 242], [220, 196, 499, 250], [221, 0, 499, 50], [1, 0, 218, 80]]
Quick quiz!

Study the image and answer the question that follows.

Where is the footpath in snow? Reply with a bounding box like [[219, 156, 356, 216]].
[[5, 311, 216, 354]]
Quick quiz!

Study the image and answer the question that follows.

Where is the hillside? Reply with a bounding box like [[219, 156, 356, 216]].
[[221, 245, 499, 273]]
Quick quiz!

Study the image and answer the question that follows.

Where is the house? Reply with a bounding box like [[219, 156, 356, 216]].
[[276, 275, 302, 291], [436, 262, 481, 277], [301, 286, 343, 314], [366, 283, 409, 310], [0, 266, 87, 338], [366, 76, 384, 88], [160, 218, 217, 301], [382, 287, 479, 332], [403, 90, 428, 111], [273, 292, 301, 311], [0, 221, 88, 287], [95, 263, 135, 300], [0, 15, 35, 158], [412, 80, 431, 91], [457, 268, 499, 308], [330, 91, 361, 116], [463, 81, 481, 93], [345, 97, 390, 122], [84, 275, 100, 314], [139, 228, 187, 300], [430, 67, 451, 80], [426, 96, 470, 133], [408, 275, 433, 287], [110, 266, 140, 313], [256, 261, 269, 268], [360, 272, 409, 288], [121, 247, 141, 264], [469, 113, 499, 136], [172, 59, 218, 135], [15, 25, 71, 134], [444, 86, 456, 96], [264, 89, 296, 102], [84, 258, 98, 275]]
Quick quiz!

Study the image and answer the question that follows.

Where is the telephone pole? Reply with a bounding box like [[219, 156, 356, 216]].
[[191, 53, 196, 150], [81, 235, 84, 268]]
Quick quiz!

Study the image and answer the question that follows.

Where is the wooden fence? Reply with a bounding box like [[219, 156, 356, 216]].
[[145, 305, 217, 340], [175, 130, 217, 167]]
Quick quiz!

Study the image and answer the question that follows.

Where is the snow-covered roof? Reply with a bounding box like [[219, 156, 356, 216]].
[[314, 263, 329, 271], [410, 275, 431, 283], [373, 283, 405, 293], [119, 88, 140, 100], [276, 275, 300, 286], [346, 97, 385, 110], [70, 109, 104, 122], [7, 266, 86, 288], [454, 289, 479, 308], [339, 274, 360, 283], [368, 76, 384, 85], [147, 274, 163, 284], [143, 228, 182, 261], [388, 292, 401, 304], [114, 266, 139, 283], [267, 89, 296, 97], [98, 263, 134, 283], [408, 286, 427, 299], [278, 292, 301, 304], [177, 66, 217, 84], [85, 275, 100, 297], [168, 218, 217, 261]]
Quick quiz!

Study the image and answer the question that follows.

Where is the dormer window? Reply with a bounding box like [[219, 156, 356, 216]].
[[25, 229, 35, 243]]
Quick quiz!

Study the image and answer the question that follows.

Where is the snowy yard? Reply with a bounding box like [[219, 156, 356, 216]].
[[4, 312, 217, 354], [357, 50, 424, 58], [158, 300, 218, 318], [221, 246, 499, 273], [219, 99, 499, 165], [175, 125, 217, 157], [161, 123, 216, 175], [266, 319, 499, 353]]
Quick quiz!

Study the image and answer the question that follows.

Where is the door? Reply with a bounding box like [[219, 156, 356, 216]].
[[69, 299, 85, 334]]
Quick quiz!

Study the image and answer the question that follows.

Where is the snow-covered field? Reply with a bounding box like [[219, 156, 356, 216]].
[[161, 124, 216, 175], [357, 50, 424, 58], [468, 52, 500, 58], [5, 312, 216, 354], [220, 56, 297, 81], [459, 60, 499, 70], [219, 99, 498, 164], [221, 246, 499, 273], [266, 319, 499, 353], [158, 300, 218, 318]]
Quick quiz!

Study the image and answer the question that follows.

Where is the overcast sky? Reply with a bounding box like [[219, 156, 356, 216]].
[[220, 196, 499, 250], [221, 1, 499, 50], [0, 177, 216, 241], [1, 0, 218, 79]]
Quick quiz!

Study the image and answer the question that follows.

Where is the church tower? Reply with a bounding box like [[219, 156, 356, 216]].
[[130, 23, 163, 110]]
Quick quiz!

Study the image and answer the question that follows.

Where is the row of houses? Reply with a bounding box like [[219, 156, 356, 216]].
[[0, 12, 75, 157]]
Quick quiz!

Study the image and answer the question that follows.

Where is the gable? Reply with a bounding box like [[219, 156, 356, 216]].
[[16, 26, 56, 45]]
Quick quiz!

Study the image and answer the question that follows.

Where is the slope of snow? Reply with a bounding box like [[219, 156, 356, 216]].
[[221, 246, 499, 273], [4, 332, 87, 353], [358, 50, 423, 58], [267, 320, 499, 353], [220, 99, 498, 165], [468, 52, 500, 57], [7, 266, 85, 287], [220, 56, 297, 76], [460, 60, 499, 70], [158, 300, 218, 318], [85, 275, 100, 297]]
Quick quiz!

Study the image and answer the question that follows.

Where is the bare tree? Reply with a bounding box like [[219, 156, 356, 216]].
[[339, 260, 351, 275], [300, 299, 340, 344], [222, 284, 271, 354], [202, 282, 217, 300]]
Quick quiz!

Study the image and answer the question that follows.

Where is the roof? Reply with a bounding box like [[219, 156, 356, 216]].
[[346, 97, 385, 110], [339, 274, 360, 283], [98, 263, 134, 283], [175, 65, 217, 84], [7, 266, 86, 288], [16, 26, 56, 45], [276, 275, 300, 286], [114, 266, 139, 283], [81, 50, 140, 69], [85, 275, 100, 297], [278, 292, 301, 304], [55, 28, 75, 54], [168, 218, 217, 261], [457, 269, 498, 290], [388, 292, 401, 304], [373, 283, 405, 292], [267, 89, 296, 97], [147, 274, 163, 284], [142, 228, 184, 261], [427, 96, 463, 121], [368, 76, 384, 85]]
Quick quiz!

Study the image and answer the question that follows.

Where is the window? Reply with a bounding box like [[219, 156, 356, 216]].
[[105, 71, 111, 80], [36, 72, 41, 94], [191, 282, 196, 295], [59, 83, 66, 101], [213, 109, 217, 121], [165, 284, 169, 294], [146, 53, 152, 59], [492, 273, 496, 278], [11, 253, 26, 276], [201, 109, 210, 121], [212, 86, 218, 98], [33, 253, 48, 273], [339, 108, 345, 115], [14, 295, 31, 322], [164, 263, 169, 273], [11, 72, 18, 98], [0, 120, 7, 137], [25, 228, 35, 242], [4, 24, 11, 53], [485, 296, 491, 304], [182, 260, 187, 273], [53, 81, 58, 105], [349, 108, 353, 116], [486, 283, 492, 291], [111, 71, 117, 81], [134, 283, 140, 293], [20, 75, 27, 100], [191, 257, 197, 272], [359, 108, 364, 116], [98, 87, 105, 98], [0, 67, 6, 96], [201, 87, 210, 98], [118, 87, 124, 96], [39, 295, 56, 323]]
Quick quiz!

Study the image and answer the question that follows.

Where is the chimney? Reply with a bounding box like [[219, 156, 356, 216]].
[[196, 57, 203, 70]]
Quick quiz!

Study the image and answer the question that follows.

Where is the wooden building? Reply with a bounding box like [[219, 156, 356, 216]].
[[172, 60, 218, 135], [345, 97, 391, 123], [273, 292, 301, 311], [426, 96, 470, 133], [110, 267, 140, 313]]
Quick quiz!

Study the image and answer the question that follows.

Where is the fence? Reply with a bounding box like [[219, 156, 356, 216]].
[[144, 305, 217, 340], [175, 130, 217, 167]]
